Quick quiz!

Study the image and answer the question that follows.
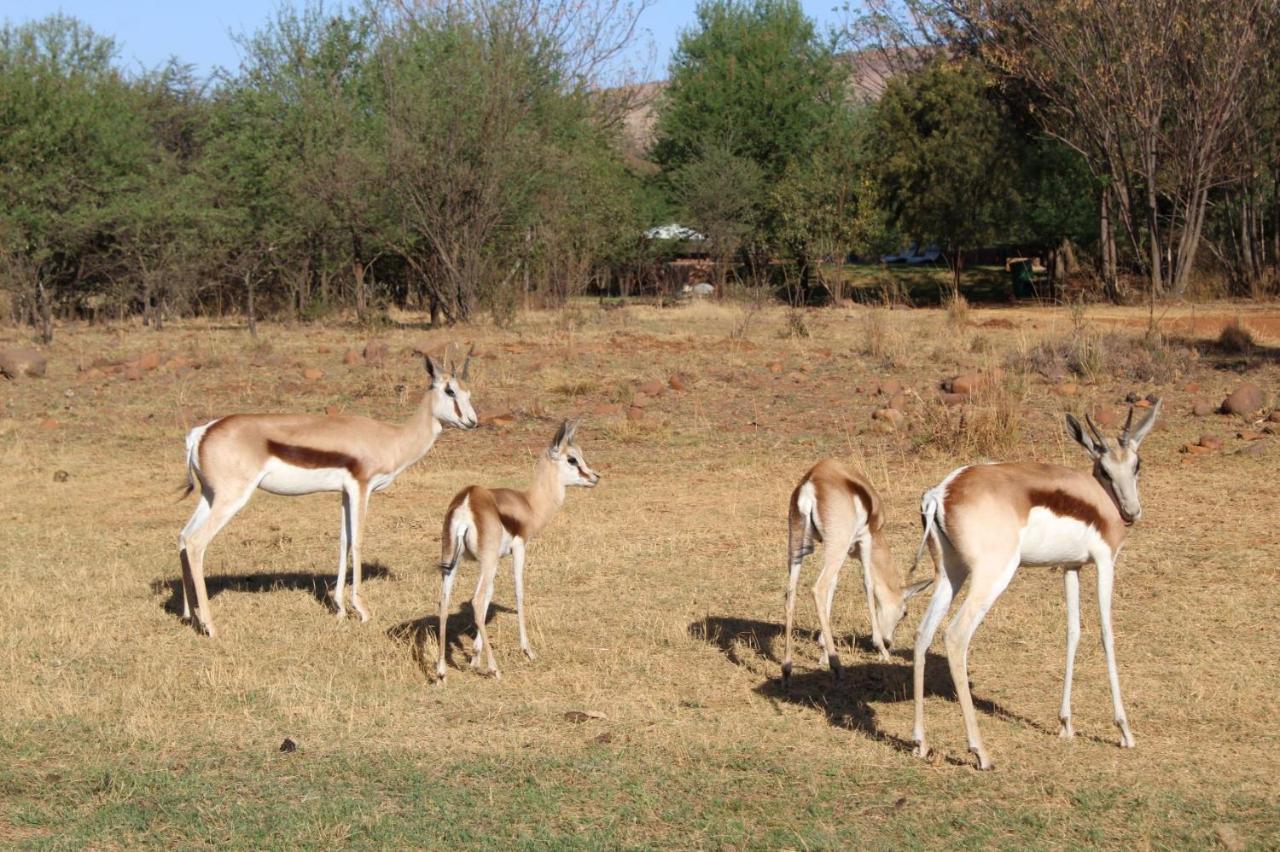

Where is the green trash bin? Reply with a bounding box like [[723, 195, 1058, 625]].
[[1009, 259, 1034, 299]]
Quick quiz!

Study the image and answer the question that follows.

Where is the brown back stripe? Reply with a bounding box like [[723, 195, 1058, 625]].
[[1028, 488, 1106, 531], [267, 440, 360, 476]]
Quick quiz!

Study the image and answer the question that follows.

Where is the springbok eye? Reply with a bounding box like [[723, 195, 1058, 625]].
[[568, 457, 579, 467], [445, 386, 455, 397]]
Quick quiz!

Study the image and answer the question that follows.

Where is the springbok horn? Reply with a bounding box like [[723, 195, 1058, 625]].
[[1084, 411, 1107, 446], [1120, 405, 1136, 443], [460, 344, 474, 381]]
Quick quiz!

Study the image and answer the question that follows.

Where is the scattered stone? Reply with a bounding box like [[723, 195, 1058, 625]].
[[279, 737, 298, 753], [872, 407, 905, 429], [302, 368, 325, 382], [1220, 382, 1264, 415], [485, 412, 516, 427], [1055, 382, 1079, 397], [123, 366, 143, 381], [945, 368, 1003, 396], [629, 393, 651, 408], [592, 402, 624, 417], [325, 405, 342, 416], [1238, 441, 1268, 457], [638, 379, 665, 396], [939, 392, 967, 407], [626, 406, 644, 422], [1181, 443, 1213, 455], [563, 710, 607, 724], [1191, 401, 1214, 417], [52, 470, 69, 482], [877, 378, 903, 397], [668, 374, 689, 392], [1184, 381, 1200, 393], [1134, 399, 1151, 408], [135, 350, 163, 371], [767, 361, 784, 374], [0, 348, 47, 379], [1198, 435, 1222, 450], [363, 340, 389, 363], [1091, 407, 1120, 428], [39, 418, 59, 430], [342, 349, 360, 366], [316, 345, 331, 354], [592, 731, 615, 745], [1236, 430, 1266, 441]]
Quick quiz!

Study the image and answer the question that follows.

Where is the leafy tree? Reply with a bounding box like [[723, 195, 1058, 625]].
[[669, 142, 763, 289], [0, 15, 149, 341], [869, 59, 1021, 297]]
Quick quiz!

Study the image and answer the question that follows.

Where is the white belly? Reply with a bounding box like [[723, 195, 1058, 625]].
[[258, 458, 350, 495], [1019, 507, 1097, 566]]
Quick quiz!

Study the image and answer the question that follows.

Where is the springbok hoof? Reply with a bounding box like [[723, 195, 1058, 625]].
[[781, 662, 792, 686], [1059, 717, 1075, 739], [522, 647, 537, 662], [1117, 726, 1136, 749], [971, 747, 994, 771], [913, 741, 930, 760]]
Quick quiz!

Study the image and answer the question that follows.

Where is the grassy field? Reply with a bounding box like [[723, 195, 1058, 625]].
[[1, 299, 1278, 848]]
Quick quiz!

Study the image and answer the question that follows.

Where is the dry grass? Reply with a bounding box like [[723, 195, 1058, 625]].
[[1, 301, 1278, 847]]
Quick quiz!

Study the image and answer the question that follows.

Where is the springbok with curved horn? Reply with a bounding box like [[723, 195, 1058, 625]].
[[178, 348, 479, 636], [434, 419, 599, 682], [910, 400, 1161, 769], [783, 459, 931, 684]]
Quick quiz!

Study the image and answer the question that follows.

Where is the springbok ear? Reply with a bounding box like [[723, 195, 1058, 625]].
[[562, 418, 581, 446], [547, 420, 570, 458], [1127, 397, 1162, 447], [424, 355, 442, 383], [903, 578, 933, 602], [1065, 413, 1102, 459]]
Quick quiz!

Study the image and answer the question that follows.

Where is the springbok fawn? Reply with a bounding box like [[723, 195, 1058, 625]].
[[178, 350, 479, 636], [910, 401, 1162, 769], [434, 419, 599, 682], [783, 459, 931, 684]]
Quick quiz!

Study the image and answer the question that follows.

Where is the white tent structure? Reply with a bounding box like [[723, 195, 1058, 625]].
[[643, 223, 705, 242]]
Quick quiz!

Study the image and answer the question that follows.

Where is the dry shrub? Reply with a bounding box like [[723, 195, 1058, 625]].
[[946, 292, 970, 329], [915, 373, 1026, 458], [780, 309, 810, 339], [1016, 328, 1194, 384], [1217, 318, 1255, 355], [861, 307, 903, 366]]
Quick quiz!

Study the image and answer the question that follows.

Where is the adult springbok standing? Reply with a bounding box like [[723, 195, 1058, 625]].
[[910, 400, 1161, 769], [434, 419, 599, 682], [783, 459, 931, 684], [178, 350, 479, 636]]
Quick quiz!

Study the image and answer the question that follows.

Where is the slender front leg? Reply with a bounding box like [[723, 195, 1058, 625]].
[[348, 484, 371, 623], [178, 495, 211, 622], [943, 555, 1020, 771], [333, 490, 351, 619], [1096, 556, 1135, 748], [912, 561, 953, 759], [1060, 568, 1082, 738], [859, 536, 889, 661], [471, 557, 501, 678], [435, 565, 458, 682], [811, 540, 847, 680], [782, 556, 803, 684], [511, 539, 535, 661]]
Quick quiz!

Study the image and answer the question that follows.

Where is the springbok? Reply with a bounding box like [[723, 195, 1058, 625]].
[[783, 459, 931, 684], [910, 400, 1162, 769], [178, 350, 479, 637], [434, 419, 599, 682]]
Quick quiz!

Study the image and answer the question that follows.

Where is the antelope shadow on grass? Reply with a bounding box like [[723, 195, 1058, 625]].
[[150, 562, 393, 618], [690, 615, 1082, 757], [388, 603, 515, 679]]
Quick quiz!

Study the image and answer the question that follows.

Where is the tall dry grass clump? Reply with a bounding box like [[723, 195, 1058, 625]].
[[916, 372, 1026, 458], [1217, 318, 1255, 355]]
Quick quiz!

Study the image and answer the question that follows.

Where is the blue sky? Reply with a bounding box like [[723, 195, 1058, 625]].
[[4, 1, 848, 81]]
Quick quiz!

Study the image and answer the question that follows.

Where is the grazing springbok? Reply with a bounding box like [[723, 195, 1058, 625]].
[[434, 419, 599, 682], [783, 459, 931, 684], [910, 400, 1162, 769], [178, 350, 479, 637]]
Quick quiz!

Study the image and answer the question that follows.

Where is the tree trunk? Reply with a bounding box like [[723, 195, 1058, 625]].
[[36, 278, 53, 344], [1100, 187, 1120, 303], [245, 270, 257, 339]]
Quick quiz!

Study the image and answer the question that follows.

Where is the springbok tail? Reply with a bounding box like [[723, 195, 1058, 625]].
[[178, 426, 203, 501], [909, 490, 942, 577], [787, 486, 817, 566], [439, 516, 468, 574]]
